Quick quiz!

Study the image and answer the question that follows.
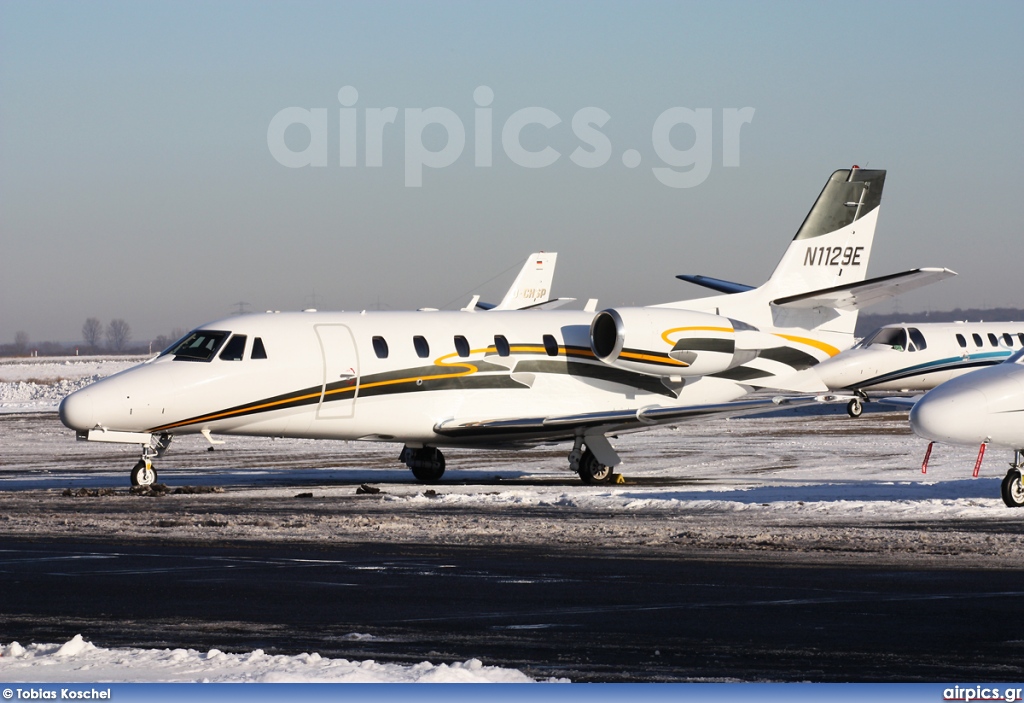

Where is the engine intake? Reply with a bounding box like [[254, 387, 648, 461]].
[[590, 307, 755, 378]]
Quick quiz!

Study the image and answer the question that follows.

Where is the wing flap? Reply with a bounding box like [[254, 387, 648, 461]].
[[434, 395, 830, 439]]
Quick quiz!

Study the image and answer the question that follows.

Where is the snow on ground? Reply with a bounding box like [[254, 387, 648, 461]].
[[2, 357, 1022, 681], [0, 356, 144, 413], [0, 635, 556, 683]]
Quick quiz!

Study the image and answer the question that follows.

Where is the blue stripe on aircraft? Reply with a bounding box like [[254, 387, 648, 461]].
[[859, 351, 1010, 387]]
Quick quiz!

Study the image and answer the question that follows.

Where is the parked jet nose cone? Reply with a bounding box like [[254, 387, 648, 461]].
[[59, 387, 95, 432], [909, 386, 988, 445]]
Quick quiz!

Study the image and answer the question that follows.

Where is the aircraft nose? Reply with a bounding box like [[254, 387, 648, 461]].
[[909, 386, 988, 445], [812, 355, 862, 390], [59, 387, 96, 432]]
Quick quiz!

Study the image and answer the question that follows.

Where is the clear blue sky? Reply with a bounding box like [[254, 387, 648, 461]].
[[2, 0, 1022, 344]]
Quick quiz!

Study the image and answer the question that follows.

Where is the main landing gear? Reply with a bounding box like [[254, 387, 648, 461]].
[[129, 433, 172, 487], [1001, 450, 1024, 508], [568, 437, 614, 484], [576, 449, 613, 483], [401, 446, 446, 482]]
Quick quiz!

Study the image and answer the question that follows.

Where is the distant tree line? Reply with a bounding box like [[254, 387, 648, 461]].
[[0, 319, 186, 357]]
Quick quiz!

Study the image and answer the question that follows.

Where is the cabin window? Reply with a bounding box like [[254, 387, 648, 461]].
[[454, 335, 470, 358], [219, 334, 247, 361], [168, 330, 229, 362], [251, 337, 268, 359], [908, 328, 927, 352], [542, 334, 559, 357], [988, 333, 999, 347], [1018, 333, 1024, 347], [1004, 333, 1015, 347], [973, 334, 983, 347], [372, 336, 389, 359], [494, 335, 510, 357], [956, 334, 967, 349], [413, 335, 430, 358]]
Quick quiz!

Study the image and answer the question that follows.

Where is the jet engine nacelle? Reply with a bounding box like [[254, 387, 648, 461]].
[[590, 307, 759, 378]]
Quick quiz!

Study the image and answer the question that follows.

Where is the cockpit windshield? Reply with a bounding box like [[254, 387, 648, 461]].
[[858, 327, 908, 351], [163, 330, 230, 362]]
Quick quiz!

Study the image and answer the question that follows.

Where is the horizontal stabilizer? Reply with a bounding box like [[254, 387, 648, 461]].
[[771, 268, 957, 311], [676, 274, 755, 295], [514, 297, 576, 311]]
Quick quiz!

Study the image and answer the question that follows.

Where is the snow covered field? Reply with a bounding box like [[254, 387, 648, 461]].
[[0, 636, 553, 683], [2, 356, 1023, 682], [0, 355, 143, 413]]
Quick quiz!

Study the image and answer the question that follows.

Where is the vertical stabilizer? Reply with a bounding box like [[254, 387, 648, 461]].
[[658, 167, 886, 339], [492, 252, 557, 310], [764, 167, 886, 299]]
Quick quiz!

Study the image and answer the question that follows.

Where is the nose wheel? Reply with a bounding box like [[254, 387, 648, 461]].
[[130, 459, 158, 487]]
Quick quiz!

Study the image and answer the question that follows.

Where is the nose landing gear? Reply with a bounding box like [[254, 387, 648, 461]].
[[129, 433, 172, 487], [130, 459, 157, 487], [1001, 450, 1024, 508]]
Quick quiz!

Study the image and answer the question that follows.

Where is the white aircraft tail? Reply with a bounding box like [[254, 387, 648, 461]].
[[663, 167, 888, 339], [492, 252, 557, 310]]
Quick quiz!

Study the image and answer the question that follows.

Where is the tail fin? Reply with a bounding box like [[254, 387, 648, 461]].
[[491, 252, 557, 310], [660, 167, 885, 338], [763, 167, 886, 299]]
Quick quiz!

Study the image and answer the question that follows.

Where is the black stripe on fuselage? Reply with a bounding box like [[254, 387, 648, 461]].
[[756, 347, 820, 371], [148, 345, 674, 432]]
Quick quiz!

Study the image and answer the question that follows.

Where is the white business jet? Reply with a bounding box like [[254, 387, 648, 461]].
[[60, 167, 953, 486], [812, 321, 1024, 417], [909, 349, 1024, 507]]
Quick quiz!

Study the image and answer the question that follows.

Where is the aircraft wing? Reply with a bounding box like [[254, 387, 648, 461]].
[[771, 268, 957, 311], [876, 395, 921, 409], [434, 394, 831, 441]]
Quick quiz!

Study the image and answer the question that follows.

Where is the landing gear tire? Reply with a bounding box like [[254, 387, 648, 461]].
[[847, 398, 863, 418], [1001, 469, 1024, 508], [404, 447, 446, 483], [577, 449, 612, 484], [130, 460, 157, 487]]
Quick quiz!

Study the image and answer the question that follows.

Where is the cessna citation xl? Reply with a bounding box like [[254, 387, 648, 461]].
[[60, 167, 955, 486], [814, 321, 1024, 417], [909, 349, 1024, 507]]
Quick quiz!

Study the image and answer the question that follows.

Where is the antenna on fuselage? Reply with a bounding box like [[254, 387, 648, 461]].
[[232, 301, 251, 315], [304, 289, 323, 310]]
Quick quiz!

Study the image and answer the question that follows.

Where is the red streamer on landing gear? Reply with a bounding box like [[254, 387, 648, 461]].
[[921, 442, 933, 474], [973, 443, 987, 478]]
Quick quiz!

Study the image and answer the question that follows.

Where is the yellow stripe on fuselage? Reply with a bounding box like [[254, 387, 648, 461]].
[[772, 334, 841, 357]]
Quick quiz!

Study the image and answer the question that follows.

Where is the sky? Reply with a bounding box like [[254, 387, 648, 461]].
[[2, 0, 1022, 345]]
